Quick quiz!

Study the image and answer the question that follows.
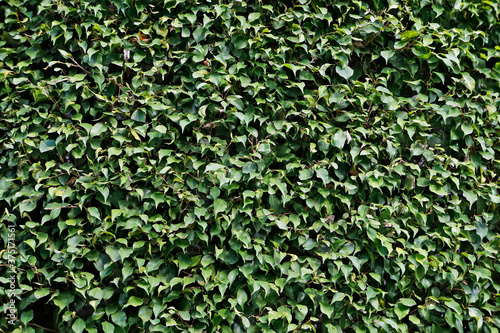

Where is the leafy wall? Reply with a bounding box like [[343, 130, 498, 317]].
[[1, 0, 500, 332]]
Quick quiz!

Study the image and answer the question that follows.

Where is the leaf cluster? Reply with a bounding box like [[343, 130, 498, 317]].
[[1, 0, 500, 332]]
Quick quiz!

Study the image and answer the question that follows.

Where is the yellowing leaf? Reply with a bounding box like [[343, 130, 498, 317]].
[[138, 31, 150, 42], [130, 128, 141, 141]]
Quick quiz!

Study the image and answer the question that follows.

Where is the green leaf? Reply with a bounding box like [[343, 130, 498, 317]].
[[335, 65, 354, 81], [125, 296, 144, 307], [214, 199, 227, 216], [463, 190, 477, 208], [193, 26, 206, 43], [131, 110, 146, 123], [88, 207, 101, 220], [394, 40, 408, 49], [461, 123, 473, 136], [461, 72, 475, 92], [275, 219, 288, 230], [20, 309, 33, 324], [331, 292, 346, 303], [178, 311, 191, 321], [409, 315, 421, 325], [381, 50, 395, 63], [241, 316, 250, 328], [399, 298, 416, 307], [236, 289, 248, 307], [333, 130, 347, 149], [402, 30, 419, 40], [12, 77, 29, 85], [178, 254, 191, 270], [468, 308, 483, 329], [206, 163, 225, 172], [228, 96, 245, 110], [432, 4, 444, 16], [72, 318, 86, 333], [34, 288, 51, 299], [248, 12, 261, 22], [102, 322, 115, 333], [97, 186, 109, 203], [111, 311, 127, 327], [395, 302, 410, 320], [319, 301, 334, 319], [59, 49, 72, 58], [89, 288, 104, 300], [218, 309, 230, 319], [233, 35, 248, 49], [105, 246, 121, 262], [25, 46, 39, 59], [108, 147, 122, 157], [296, 304, 308, 322], [490, 194, 500, 203], [316, 168, 330, 186], [19, 200, 37, 214], [445, 300, 461, 314], [39, 140, 56, 153], [151, 192, 166, 208], [139, 306, 153, 323], [90, 122, 107, 137], [429, 184, 448, 196]]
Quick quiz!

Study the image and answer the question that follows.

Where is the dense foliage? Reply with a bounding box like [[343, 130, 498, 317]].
[[1, 0, 500, 332]]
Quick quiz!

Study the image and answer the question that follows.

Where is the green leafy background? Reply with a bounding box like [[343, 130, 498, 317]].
[[1, 0, 500, 332]]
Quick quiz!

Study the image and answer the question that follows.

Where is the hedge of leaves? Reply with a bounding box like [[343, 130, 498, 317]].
[[1, 0, 500, 332]]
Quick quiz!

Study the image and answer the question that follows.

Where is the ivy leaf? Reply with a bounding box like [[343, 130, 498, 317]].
[[233, 35, 248, 49], [381, 50, 395, 63], [39, 140, 56, 153], [228, 96, 244, 110], [206, 163, 225, 172], [402, 30, 419, 41], [102, 322, 115, 333], [429, 184, 448, 196], [125, 296, 144, 307], [178, 254, 191, 270], [331, 292, 346, 303], [461, 72, 475, 92], [296, 304, 308, 322], [131, 110, 146, 123], [91, 122, 107, 137], [394, 302, 410, 320], [335, 65, 354, 81], [463, 190, 477, 208], [399, 298, 416, 307], [468, 308, 483, 329], [193, 26, 206, 43], [88, 207, 101, 220], [72, 318, 86, 333], [319, 301, 334, 319], [316, 168, 331, 186], [34, 288, 51, 299], [111, 311, 127, 327], [214, 199, 227, 216], [333, 130, 347, 149], [236, 289, 248, 307]]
